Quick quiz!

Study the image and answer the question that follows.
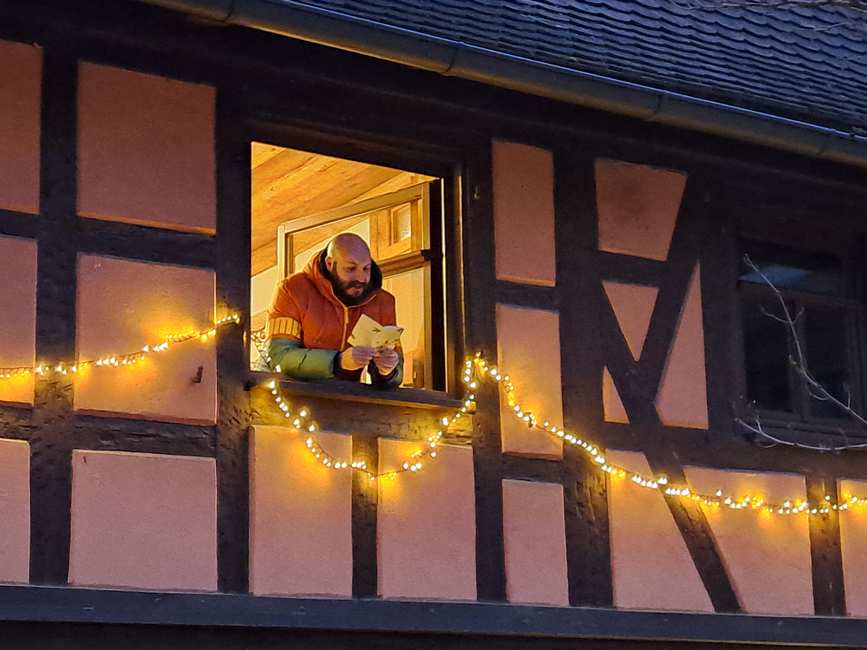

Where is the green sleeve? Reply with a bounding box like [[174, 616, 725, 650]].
[[268, 339, 337, 380]]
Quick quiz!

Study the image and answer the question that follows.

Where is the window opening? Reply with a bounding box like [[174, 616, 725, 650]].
[[249, 142, 442, 390]]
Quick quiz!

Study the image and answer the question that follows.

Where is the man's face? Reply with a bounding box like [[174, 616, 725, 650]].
[[327, 250, 372, 300]]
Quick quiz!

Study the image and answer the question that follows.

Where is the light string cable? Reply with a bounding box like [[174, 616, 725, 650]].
[[293, 352, 867, 514], [0, 313, 242, 380], [474, 354, 867, 518], [268, 370, 478, 482]]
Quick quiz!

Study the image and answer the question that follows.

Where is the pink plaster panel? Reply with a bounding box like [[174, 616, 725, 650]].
[[655, 264, 709, 429], [502, 479, 568, 605], [69, 450, 217, 591], [837, 479, 867, 616], [0, 236, 37, 406], [378, 439, 476, 600], [492, 141, 556, 286], [77, 62, 216, 233], [595, 159, 686, 261], [608, 449, 713, 612], [75, 255, 217, 424], [0, 438, 30, 584], [603, 281, 658, 361], [496, 304, 563, 459], [0, 40, 41, 214], [249, 425, 352, 597], [602, 366, 629, 424], [684, 466, 813, 615]]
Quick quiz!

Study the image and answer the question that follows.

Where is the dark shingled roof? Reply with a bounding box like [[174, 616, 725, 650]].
[[296, 0, 867, 133]]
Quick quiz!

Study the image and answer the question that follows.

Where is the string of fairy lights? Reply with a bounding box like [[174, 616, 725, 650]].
[[3, 312, 864, 518], [286, 352, 867, 518], [0, 313, 241, 380]]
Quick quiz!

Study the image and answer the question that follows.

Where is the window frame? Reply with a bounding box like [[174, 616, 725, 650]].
[[732, 211, 867, 442], [242, 122, 463, 401]]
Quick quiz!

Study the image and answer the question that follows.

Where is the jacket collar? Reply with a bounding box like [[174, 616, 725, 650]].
[[305, 249, 383, 308]]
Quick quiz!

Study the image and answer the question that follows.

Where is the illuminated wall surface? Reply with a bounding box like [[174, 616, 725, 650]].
[[0, 44, 860, 627], [77, 62, 216, 233]]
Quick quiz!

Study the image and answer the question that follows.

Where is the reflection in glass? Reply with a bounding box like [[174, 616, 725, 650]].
[[739, 242, 841, 295]]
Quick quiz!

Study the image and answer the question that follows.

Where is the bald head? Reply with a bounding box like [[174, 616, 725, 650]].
[[327, 233, 371, 261], [325, 233, 373, 302]]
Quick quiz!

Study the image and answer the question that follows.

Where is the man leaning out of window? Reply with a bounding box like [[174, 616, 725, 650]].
[[266, 233, 403, 387]]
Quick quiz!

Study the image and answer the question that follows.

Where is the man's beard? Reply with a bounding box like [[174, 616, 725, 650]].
[[329, 274, 371, 306]]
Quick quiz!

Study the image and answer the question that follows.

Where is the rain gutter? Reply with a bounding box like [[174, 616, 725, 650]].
[[139, 0, 867, 168]]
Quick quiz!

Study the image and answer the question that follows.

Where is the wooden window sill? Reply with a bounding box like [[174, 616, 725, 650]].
[[249, 371, 462, 411]]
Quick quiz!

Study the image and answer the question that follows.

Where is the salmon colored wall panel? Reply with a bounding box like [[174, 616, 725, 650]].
[[496, 304, 563, 459], [837, 479, 867, 616], [608, 450, 712, 612], [492, 141, 556, 286], [602, 366, 629, 424], [0, 439, 29, 584], [0, 236, 36, 406], [0, 40, 40, 214], [602, 281, 658, 361], [655, 264, 709, 429], [596, 159, 685, 261], [75, 255, 216, 424], [378, 440, 476, 600], [69, 450, 217, 591], [684, 466, 812, 615], [250, 425, 352, 597], [502, 479, 568, 605], [77, 62, 215, 233]]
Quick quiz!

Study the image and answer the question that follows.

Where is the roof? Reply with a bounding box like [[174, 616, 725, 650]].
[[294, 0, 867, 134]]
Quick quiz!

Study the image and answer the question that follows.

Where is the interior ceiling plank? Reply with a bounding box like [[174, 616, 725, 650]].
[[251, 142, 288, 169], [250, 146, 436, 276]]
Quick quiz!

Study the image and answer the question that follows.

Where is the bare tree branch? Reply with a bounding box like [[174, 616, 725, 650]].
[[736, 254, 867, 451]]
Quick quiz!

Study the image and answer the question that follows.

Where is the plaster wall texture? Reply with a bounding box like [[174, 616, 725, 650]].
[[603, 281, 658, 361], [492, 140, 556, 286], [0, 39, 41, 214], [837, 478, 867, 616], [655, 264, 709, 429], [496, 304, 563, 459], [69, 449, 217, 591], [608, 449, 713, 612], [502, 479, 568, 606], [377, 440, 476, 600], [249, 425, 352, 597], [75, 254, 217, 424], [77, 62, 215, 233], [595, 158, 685, 261], [0, 438, 30, 584], [0, 236, 37, 406], [684, 466, 813, 615]]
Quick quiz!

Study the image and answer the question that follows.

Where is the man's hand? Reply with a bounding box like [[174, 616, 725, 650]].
[[339, 346, 375, 371], [373, 348, 399, 376]]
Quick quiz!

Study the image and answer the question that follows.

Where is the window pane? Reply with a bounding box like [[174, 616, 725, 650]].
[[739, 242, 842, 295], [381, 267, 427, 388], [742, 296, 793, 412], [805, 306, 851, 419], [390, 204, 412, 245]]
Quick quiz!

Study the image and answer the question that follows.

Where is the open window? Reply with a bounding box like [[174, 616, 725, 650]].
[[249, 142, 445, 390]]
